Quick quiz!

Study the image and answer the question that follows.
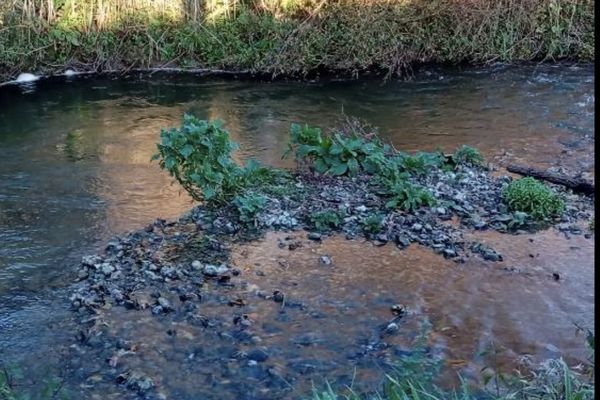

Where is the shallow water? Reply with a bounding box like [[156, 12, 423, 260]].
[[0, 64, 594, 396]]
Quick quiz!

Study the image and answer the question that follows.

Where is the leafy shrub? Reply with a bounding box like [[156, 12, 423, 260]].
[[383, 180, 436, 211], [502, 177, 565, 220], [153, 114, 277, 203], [395, 151, 447, 176], [284, 123, 390, 176], [233, 192, 267, 223], [360, 214, 385, 234], [451, 145, 485, 166], [309, 210, 344, 231]]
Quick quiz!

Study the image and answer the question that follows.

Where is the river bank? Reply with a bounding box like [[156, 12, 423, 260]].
[[0, 0, 594, 82]]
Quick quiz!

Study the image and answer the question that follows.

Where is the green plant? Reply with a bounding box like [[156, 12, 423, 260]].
[[451, 145, 485, 167], [233, 192, 267, 223], [507, 211, 530, 230], [153, 115, 278, 204], [384, 180, 436, 211], [360, 214, 385, 234], [284, 123, 390, 177], [502, 177, 565, 220], [395, 151, 447, 176], [309, 210, 344, 231]]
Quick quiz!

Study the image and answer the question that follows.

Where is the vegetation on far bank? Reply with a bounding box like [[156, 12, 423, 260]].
[[0, 0, 595, 81]]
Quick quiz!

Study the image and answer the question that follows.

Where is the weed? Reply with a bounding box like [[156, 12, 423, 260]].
[[284, 123, 390, 177], [451, 145, 485, 167], [153, 114, 279, 204], [359, 214, 384, 235], [309, 210, 344, 231], [502, 177, 565, 220], [383, 180, 436, 212], [233, 192, 267, 224]]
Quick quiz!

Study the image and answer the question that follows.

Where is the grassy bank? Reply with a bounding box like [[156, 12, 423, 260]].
[[0, 0, 594, 81]]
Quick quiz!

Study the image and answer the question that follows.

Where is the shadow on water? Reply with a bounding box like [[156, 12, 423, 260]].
[[0, 63, 594, 397]]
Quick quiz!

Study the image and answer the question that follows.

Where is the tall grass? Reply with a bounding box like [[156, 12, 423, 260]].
[[0, 0, 595, 80]]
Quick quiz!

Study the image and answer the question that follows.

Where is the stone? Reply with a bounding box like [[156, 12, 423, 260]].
[[191, 260, 202, 270], [307, 232, 322, 241], [247, 348, 269, 362], [203, 264, 229, 277], [101, 263, 115, 276], [319, 255, 333, 265]]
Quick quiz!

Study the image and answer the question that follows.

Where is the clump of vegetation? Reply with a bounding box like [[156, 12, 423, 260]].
[[383, 180, 436, 212], [232, 192, 267, 223], [360, 214, 385, 235], [394, 151, 447, 176], [451, 145, 485, 167], [153, 114, 281, 204], [502, 177, 565, 220], [284, 123, 390, 176], [309, 210, 344, 232]]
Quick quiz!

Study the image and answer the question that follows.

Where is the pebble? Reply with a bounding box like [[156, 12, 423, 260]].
[[247, 348, 269, 362], [101, 263, 115, 276], [191, 260, 202, 270], [203, 264, 229, 277], [272, 290, 285, 303], [319, 255, 333, 265], [307, 232, 322, 241]]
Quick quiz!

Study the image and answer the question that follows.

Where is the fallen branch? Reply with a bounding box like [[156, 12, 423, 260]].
[[506, 163, 595, 195]]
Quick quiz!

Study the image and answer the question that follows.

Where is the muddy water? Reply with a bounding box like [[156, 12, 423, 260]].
[[0, 64, 594, 396], [76, 228, 593, 399]]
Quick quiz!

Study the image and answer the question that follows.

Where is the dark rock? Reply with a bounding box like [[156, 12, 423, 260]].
[[247, 348, 269, 362], [273, 290, 285, 303], [307, 232, 322, 241]]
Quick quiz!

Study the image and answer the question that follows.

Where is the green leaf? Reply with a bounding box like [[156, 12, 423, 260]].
[[328, 163, 348, 176], [314, 158, 328, 173], [179, 144, 194, 159]]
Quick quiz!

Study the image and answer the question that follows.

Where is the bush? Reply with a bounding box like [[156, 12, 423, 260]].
[[153, 114, 278, 203], [233, 192, 267, 223], [284, 123, 391, 176], [502, 177, 565, 220], [309, 210, 344, 231], [383, 179, 436, 212], [360, 214, 385, 234], [451, 145, 485, 166]]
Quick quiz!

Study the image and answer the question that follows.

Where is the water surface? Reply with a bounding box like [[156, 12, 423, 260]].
[[0, 64, 594, 396]]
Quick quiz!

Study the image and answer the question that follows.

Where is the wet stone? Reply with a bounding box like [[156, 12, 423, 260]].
[[319, 255, 333, 265], [307, 232, 322, 241], [247, 348, 269, 362]]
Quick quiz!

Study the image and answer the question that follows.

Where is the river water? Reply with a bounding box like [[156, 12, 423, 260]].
[[0, 64, 594, 398]]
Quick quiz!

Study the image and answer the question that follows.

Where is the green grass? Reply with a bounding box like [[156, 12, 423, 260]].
[[0, 0, 595, 81]]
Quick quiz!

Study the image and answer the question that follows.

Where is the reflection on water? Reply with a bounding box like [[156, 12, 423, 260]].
[[0, 64, 594, 388]]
